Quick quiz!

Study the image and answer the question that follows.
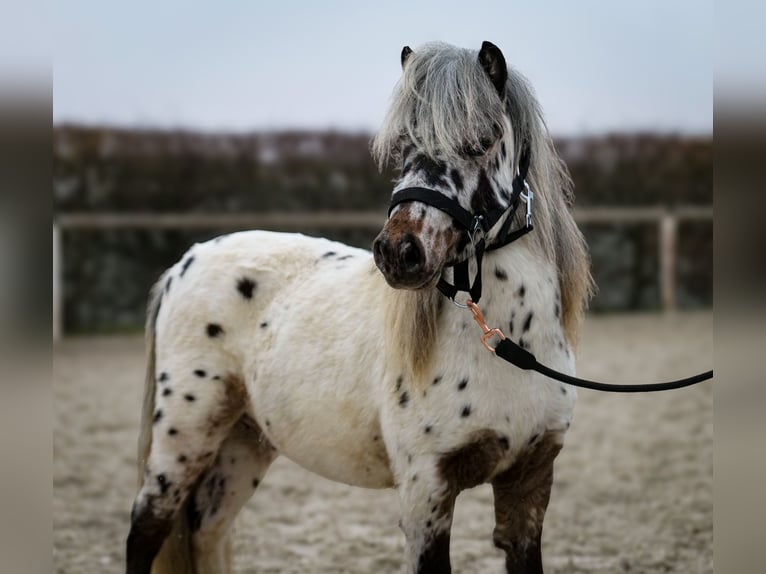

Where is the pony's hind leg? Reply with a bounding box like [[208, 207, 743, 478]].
[[188, 414, 278, 574], [126, 371, 250, 574], [491, 431, 563, 574]]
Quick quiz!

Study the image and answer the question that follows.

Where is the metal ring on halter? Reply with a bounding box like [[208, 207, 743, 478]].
[[450, 296, 470, 309]]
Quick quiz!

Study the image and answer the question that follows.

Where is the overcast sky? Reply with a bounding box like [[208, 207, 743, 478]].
[[53, 0, 712, 136]]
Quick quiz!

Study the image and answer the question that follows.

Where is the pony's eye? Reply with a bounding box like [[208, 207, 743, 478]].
[[462, 138, 494, 157]]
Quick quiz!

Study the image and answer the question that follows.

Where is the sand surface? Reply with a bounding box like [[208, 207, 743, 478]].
[[54, 312, 712, 573]]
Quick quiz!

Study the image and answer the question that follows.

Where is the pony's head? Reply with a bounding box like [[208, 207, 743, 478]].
[[372, 41, 525, 289], [372, 41, 592, 354]]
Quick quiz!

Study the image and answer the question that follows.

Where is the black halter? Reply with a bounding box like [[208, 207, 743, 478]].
[[388, 144, 533, 304]]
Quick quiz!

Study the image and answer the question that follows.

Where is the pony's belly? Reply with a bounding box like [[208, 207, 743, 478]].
[[244, 249, 394, 488], [250, 377, 394, 488], [276, 427, 393, 489]]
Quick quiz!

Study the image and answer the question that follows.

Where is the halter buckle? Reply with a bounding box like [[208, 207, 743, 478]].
[[466, 300, 506, 353], [521, 182, 534, 228]]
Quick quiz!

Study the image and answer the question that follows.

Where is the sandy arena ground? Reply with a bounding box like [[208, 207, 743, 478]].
[[54, 312, 712, 573]]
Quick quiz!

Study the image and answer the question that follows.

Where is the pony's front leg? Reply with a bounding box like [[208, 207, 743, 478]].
[[491, 431, 563, 574], [396, 459, 457, 574]]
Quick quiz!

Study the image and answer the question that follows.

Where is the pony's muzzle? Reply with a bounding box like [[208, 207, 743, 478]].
[[373, 231, 429, 288]]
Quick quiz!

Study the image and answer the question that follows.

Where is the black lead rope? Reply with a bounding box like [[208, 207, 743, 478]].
[[464, 300, 714, 392], [493, 337, 714, 392]]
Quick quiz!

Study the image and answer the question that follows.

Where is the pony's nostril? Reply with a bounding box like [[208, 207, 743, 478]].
[[373, 236, 388, 262], [399, 236, 424, 273]]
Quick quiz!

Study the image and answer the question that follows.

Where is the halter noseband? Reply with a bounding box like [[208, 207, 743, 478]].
[[387, 144, 534, 305]]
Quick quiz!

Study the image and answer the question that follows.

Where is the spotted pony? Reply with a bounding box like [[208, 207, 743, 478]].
[[126, 41, 592, 574]]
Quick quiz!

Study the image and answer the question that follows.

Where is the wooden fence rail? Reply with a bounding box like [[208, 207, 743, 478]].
[[53, 206, 712, 339]]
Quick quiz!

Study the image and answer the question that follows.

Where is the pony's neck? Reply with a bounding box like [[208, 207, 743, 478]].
[[483, 130, 528, 245]]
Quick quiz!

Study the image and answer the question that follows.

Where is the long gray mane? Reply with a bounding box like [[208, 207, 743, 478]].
[[373, 42, 593, 345]]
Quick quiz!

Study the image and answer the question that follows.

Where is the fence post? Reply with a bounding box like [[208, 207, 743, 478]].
[[659, 212, 677, 311], [53, 223, 61, 341]]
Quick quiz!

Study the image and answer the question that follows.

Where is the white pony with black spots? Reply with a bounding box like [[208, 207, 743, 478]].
[[126, 40, 592, 574]]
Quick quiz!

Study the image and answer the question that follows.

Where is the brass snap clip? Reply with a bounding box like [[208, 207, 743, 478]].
[[466, 300, 506, 353]]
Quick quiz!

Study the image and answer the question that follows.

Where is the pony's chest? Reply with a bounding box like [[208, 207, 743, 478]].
[[384, 369, 570, 440], [380, 312, 575, 464]]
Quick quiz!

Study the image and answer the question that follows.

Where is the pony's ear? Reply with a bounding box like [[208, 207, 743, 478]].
[[401, 46, 413, 69], [478, 41, 507, 97]]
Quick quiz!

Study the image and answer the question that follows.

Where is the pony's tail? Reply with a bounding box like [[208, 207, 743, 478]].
[[135, 274, 196, 574]]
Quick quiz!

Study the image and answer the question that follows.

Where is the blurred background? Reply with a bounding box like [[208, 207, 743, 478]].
[[52, 0, 713, 335]]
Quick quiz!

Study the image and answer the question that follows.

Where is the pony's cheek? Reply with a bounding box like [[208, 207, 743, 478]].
[[441, 230, 472, 266], [418, 229, 455, 275]]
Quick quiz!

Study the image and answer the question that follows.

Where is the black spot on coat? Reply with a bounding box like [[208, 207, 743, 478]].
[[194, 369, 206, 378], [206, 323, 223, 337], [399, 391, 409, 407], [184, 393, 196, 402], [188, 497, 203, 532], [494, 267, 508, 280], [471, 169, 503, 215], [159, 372, 169, 382], [237, 277, 256, 300], [450, 168, 464, 191], [411, 155, 447, 188], [457, 378, 468, 391], [461, 405, 472, 418], [522, 312, 534, 333], [162, 388, 172, 397], [152, 409, 162, 424], [156, 474, 170, 495], [180, 256, 195, 277]]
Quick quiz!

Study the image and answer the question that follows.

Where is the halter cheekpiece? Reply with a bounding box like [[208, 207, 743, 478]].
[[388, 143, 534, 305]]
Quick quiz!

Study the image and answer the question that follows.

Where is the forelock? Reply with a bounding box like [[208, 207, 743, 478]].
[[372, 42, 506, 167]]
